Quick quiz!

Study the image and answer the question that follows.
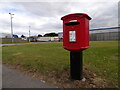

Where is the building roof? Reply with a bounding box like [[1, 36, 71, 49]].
[[90, 27, 120, 31]]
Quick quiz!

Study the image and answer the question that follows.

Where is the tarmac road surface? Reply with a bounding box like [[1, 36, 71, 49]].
[[2, 65, 56, 88]]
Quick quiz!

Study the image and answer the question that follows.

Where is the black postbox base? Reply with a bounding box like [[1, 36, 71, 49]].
[[70, 51, 83, 80]]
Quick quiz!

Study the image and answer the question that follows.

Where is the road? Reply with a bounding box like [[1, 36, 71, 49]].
[[2, 65, 56, 88]]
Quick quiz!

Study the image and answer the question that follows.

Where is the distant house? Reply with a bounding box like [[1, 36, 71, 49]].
[[27, 36, 38, 42], [58, 32, 63, 41], [1, 33, 12, 38], [1, 33, 19, 38]]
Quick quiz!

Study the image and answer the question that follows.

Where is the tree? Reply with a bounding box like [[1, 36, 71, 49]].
[[38, 34, 42, 37], [21, 35, 25, 38], [44, 33, 58, 37]]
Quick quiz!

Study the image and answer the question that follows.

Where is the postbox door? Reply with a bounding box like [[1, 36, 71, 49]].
[[63, 18, 81, 48]]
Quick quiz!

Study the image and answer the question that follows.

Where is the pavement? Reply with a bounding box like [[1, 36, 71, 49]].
[[0, 62, 2, 89], [1, 42, 47, 47], [2, 65, 56, 88]]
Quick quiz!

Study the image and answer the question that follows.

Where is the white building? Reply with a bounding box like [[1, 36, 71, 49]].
[[1, 33, 12, 38]]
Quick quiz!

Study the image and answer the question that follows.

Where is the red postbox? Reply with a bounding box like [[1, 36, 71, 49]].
[[61, 13, 91, 51]]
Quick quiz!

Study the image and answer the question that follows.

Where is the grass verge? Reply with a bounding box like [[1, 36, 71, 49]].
[[2, 41, 118, 88]]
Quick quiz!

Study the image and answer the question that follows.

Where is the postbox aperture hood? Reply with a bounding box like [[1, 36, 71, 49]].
[[61, 13, 91, 20]]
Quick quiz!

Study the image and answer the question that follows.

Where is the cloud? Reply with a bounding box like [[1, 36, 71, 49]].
[[118, 1, 120, 26], [19, 2, 71, 17], [67, 2, 118, 28], [0, 1, 119, 37], [90, 2, 118, 28]]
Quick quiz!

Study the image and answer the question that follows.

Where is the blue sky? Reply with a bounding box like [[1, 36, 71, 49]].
[[0, 0, 119, 37]]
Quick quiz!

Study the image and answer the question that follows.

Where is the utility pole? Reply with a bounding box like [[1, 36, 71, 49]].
[[29, 26, 31, 37], [29, 26, 31, 42], [9, 13, 14, 43]]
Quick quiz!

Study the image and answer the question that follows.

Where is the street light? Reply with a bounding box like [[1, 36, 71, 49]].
[[9, 13, 14, 43]]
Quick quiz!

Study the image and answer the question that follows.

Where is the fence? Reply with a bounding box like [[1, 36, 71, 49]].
[[2, 38, 27, 42]]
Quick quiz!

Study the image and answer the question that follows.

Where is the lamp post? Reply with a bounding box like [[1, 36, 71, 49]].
[[9, 13, 14, 43]]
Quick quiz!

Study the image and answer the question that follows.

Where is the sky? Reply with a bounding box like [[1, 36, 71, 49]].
[[0, 0, 119, 37]]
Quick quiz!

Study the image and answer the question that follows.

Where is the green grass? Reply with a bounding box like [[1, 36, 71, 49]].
[[2, 41, 118, 87], [0, 47, 1, 62], [84, 41, 118, 87], [3, 42, 69, 71]]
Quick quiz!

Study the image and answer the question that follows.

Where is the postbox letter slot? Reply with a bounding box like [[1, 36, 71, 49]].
[[65, 22, 80, 26]]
